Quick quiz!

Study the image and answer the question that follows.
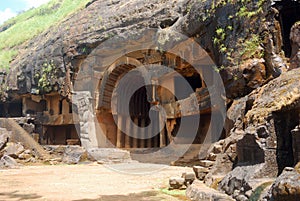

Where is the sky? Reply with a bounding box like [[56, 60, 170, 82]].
[[0, 0, 51, 25]]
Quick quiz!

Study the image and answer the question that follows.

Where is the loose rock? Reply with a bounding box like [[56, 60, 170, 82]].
[[169, 177, 185, 190], [4, 142, 25, 159], [264, 167, 300, 201], [182, 172, 196, 186], [186, 180, 234, 201], [62, 146, 87, 165], [0, 155, 19, 168], [193, 166, 209, 180]]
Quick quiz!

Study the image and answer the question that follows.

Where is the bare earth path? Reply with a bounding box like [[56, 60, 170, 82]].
[[0, 163, 191, 201]]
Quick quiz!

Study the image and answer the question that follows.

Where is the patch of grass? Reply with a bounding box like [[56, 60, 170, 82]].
[[0, 0, 90, 69], [159, 188, 189, 200], [0, 50, 17, 70], [239, 34, 263, 59]]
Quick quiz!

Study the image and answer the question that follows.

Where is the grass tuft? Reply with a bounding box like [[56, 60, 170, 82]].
[[0, 0, 90, 69]]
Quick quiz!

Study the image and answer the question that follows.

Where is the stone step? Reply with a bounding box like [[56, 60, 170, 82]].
[[199, 160, 215, 168]]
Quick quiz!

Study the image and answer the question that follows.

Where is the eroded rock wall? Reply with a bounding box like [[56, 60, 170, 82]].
[[0, 0, 289, 103]]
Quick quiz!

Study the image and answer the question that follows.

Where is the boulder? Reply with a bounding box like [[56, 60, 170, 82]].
[[18, 152, 32, 160], [62, 146, 87, 164], [0, 155, 19, 168], [199, 160, 214, 168], [0, 129, 9, 150], [4, 142, 25, 158], [87, 148, 132, 164], [219, 164, 267, 200], [204, 153, 235, 187], [193, 166, 209, 180], [22, 123, 35, 134], [182, 172, 196, 186], [186, 180, 234, 201], [263, 167, 300, 201], [169, 177, 185, 190], [290, 22, 300, 70]]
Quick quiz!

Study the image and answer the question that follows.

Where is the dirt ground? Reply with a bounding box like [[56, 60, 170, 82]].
[[0, 162, 192, 201]]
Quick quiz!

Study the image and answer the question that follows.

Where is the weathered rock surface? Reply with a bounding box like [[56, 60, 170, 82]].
[[43, 145, 88, 164], [169, 177, 185, 190], [263, 167, 300, 201], [0, 128, 10, 150], [290, 22, 300, 70], [186, 180, 234, 201], [219, 164, 270, 200], [182, 172, 196, 186], [62, 146, 87, 164], [6, 0, 187, 96], [206, 68, 300, 187], [87, 148, 132, 164], [193, 166, 209, 180], [0, 0, 286, 101], [3, 142, 25, 159], [0, 155, 19, 168]]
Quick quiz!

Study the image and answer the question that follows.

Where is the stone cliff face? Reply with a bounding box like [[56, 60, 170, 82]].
[[6, 0, 188, 97], [1, 0, 289, 101]]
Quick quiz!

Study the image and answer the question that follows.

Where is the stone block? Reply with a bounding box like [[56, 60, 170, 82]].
[[199, 160, 214, 167], [182, 172, 196, 186], [62, 145, 87, 164], [169, 177, 185, 189], [0, 155, 19, 168], [4, 142, 25, 159], [193, 165, 209, 180], [0, 130, 9, 150]]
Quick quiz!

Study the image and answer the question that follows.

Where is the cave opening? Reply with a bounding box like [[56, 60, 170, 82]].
[[0, 101, 23, 117], [112, 70, 167, 148], [43, 124, 80, 145], [274, 1, 300, 57], [273, 108, 300, 175]]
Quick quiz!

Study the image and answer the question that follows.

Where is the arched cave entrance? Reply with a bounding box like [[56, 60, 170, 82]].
[[96, 51, 215, 149]]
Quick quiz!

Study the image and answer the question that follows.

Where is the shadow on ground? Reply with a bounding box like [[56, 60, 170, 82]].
[[0, 191, 42, 200], [74, 190, 188, 201]]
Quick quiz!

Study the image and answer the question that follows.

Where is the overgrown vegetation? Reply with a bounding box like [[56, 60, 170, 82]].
[[34, 60, 59, 94], [239, 34, 264, 59], [208, 0, 266, 70], [0, 0, 90, 70]]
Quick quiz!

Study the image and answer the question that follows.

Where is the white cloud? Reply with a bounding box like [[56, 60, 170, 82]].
[[22, 0, 52, 9], [0, 0, 52, 25], [0, 8, 17, 25]]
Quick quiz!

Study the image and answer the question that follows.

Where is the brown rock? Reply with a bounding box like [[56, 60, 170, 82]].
[[264, 167, 300, 201], [290, 22, 300, 70], [182, 172, 196, 186], [4, 142, 25, 159], [199, 160, 214, 168], [169, 177, 185, 190], [193, 166, 209, 180], [0, 155, 19, 168], [0, 129, 9, 150], [186, 180, 234, 201]]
